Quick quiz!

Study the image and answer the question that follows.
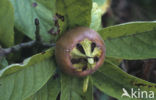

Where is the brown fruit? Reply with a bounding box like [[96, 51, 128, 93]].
[[55, 27, 106, 77]]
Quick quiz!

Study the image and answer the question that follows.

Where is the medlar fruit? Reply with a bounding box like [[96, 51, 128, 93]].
[[55, 27, 105, 77]]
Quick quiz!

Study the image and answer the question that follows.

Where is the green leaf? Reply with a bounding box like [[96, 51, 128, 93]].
[[56, 0, 92, 33], [92, 0, 111, 14], [92, 60, 156, 100], [10, 0, 57, 43], [85, 78, 93, 100], [25, 75, 60, 100], [36, 0, 56, 11], [98, 22, 156, 59], [90, 2, 103, 31], [0, 57, 8, 70], [0, 0, 14, 47], [92, 0, 108, 7], [90, 0, 111, 30], [99, 22, 156, 40], [0, 48, 56, 100], [60, 73, 93, 100], [93, 89, 110, 100]]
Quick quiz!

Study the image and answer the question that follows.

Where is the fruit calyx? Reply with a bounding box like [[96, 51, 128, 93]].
[[70, 38, 102, 71]]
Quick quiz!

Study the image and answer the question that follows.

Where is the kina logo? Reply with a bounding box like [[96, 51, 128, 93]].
[[121, 88, 154, 99]]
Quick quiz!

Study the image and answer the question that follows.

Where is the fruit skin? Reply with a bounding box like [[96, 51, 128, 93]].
[[55, 27, 106, 77]]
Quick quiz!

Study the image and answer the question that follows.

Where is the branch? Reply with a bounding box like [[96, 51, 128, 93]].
[[35, 18, 41, 42], [0, 41, 36, 57], [0, 18, 55, 57]]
